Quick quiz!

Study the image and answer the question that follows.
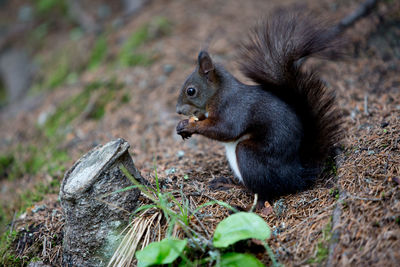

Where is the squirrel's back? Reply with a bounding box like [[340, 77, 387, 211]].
[[239, 12, 343, 166]]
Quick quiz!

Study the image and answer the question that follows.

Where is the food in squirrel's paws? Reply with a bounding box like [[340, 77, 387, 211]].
[[189, 116, 199, 123]]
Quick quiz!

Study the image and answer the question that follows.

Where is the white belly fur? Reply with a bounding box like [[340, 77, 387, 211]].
[[222, 135, 249, 183]]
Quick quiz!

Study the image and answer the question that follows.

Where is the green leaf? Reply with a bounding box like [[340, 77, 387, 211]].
[[220, 252, 265, 267], [136, 238, 187, 267], [213, 212, 271, 248]]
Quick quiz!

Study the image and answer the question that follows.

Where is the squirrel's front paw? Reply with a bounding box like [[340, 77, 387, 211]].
[[176, 119, 193, 139]]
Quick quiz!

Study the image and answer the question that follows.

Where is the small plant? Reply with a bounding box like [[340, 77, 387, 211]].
[[108, 165, 279, 267], [324, 157, 337, 176]]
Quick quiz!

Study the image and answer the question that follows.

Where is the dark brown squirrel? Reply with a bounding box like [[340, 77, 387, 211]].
[[175, 13, 343, 203]]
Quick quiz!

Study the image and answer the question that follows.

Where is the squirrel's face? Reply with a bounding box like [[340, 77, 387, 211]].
[[176, 51, 218, 120]]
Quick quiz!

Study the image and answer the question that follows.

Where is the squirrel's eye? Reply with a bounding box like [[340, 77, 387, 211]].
[[186, 87, 196, 97]]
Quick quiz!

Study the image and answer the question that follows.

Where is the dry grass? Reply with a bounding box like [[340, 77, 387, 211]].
[[108, 209, 163, 267]]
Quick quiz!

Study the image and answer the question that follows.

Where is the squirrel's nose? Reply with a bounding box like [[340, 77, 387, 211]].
[[176, 106, 183, 115]]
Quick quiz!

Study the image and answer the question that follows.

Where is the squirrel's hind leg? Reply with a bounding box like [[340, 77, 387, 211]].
[[236, 139, 306, 201]]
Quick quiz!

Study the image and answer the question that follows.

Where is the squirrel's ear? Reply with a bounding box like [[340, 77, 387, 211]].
[[198, 51, 214, 76]]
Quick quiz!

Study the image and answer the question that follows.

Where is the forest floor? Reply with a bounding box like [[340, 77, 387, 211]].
[[0, 0, 399, 266]]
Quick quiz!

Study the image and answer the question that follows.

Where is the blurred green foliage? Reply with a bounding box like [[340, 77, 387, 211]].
[[34, 0, 67, 17], [28, 16, 172, 93], [0, 154, 14, 179], [121, 93, 131, 104], [31, 48, 81, 92], [0, 146, 47, 182], [43, 78, 124, 137], [119, 16, 171, 67], [28, 23, 49, 50], [0, 80, 7, 107], [119, 25, 152, 67], [45, 55, 70, 90], [88, 35, 108, 70]]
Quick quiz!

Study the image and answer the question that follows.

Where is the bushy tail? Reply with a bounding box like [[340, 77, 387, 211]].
[[239, 13, 343, 164]]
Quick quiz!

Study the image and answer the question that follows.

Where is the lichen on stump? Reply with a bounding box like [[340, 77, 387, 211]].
[[60, 138, 144, 267]]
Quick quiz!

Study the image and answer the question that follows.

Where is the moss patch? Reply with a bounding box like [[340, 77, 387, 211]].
[[88, 35, 108, 70], [308, 221, 332, 264], [0, 230, 21, 267], [34, 0, 68, 18], [118, 16, 172, 67], [0, 79, 7, 107], [43, 78, 124, 137]]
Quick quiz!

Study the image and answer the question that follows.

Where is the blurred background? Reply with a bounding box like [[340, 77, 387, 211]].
[[0, 0, 163, 107], [0, 0, 399, 266]]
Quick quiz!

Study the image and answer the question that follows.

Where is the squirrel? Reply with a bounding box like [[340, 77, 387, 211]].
[[175, 13, 343, 203]]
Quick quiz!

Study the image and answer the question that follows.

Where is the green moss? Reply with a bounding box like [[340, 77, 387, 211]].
[[35, 0, 67, 17], [19, 181, 54, 206], [120, 52, 153, 67], [32, 40, 87, 92], [312, 242, 329, 263], [0, 230, 21, 267], [0, 224, 50, 266], [0, 143, 69, 236], [86, 80, 124, 120], [42, 91, 88, 137], [47, 149, 69, 176], [118, 17, 171, 67], [0, 172, 62, 233], [0, 206, 6, 232], [124, 26, 149, 50], [88, 35, 108, 70], [0, 154, 15, 180], [0, 145, 50, 181], [45, 55, 70, 89], [150, 16, 172, 36], [121, 93, 131, 104], [29, 257, 41, 263], [43, 78, 124, 138], [29, 23, 49, 47], [0, 79, 7, 107], [119, 26, 150, 67], [69, 28, 84, 41], [24, 146, 47, 175], [308, 221, 332, 264]]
